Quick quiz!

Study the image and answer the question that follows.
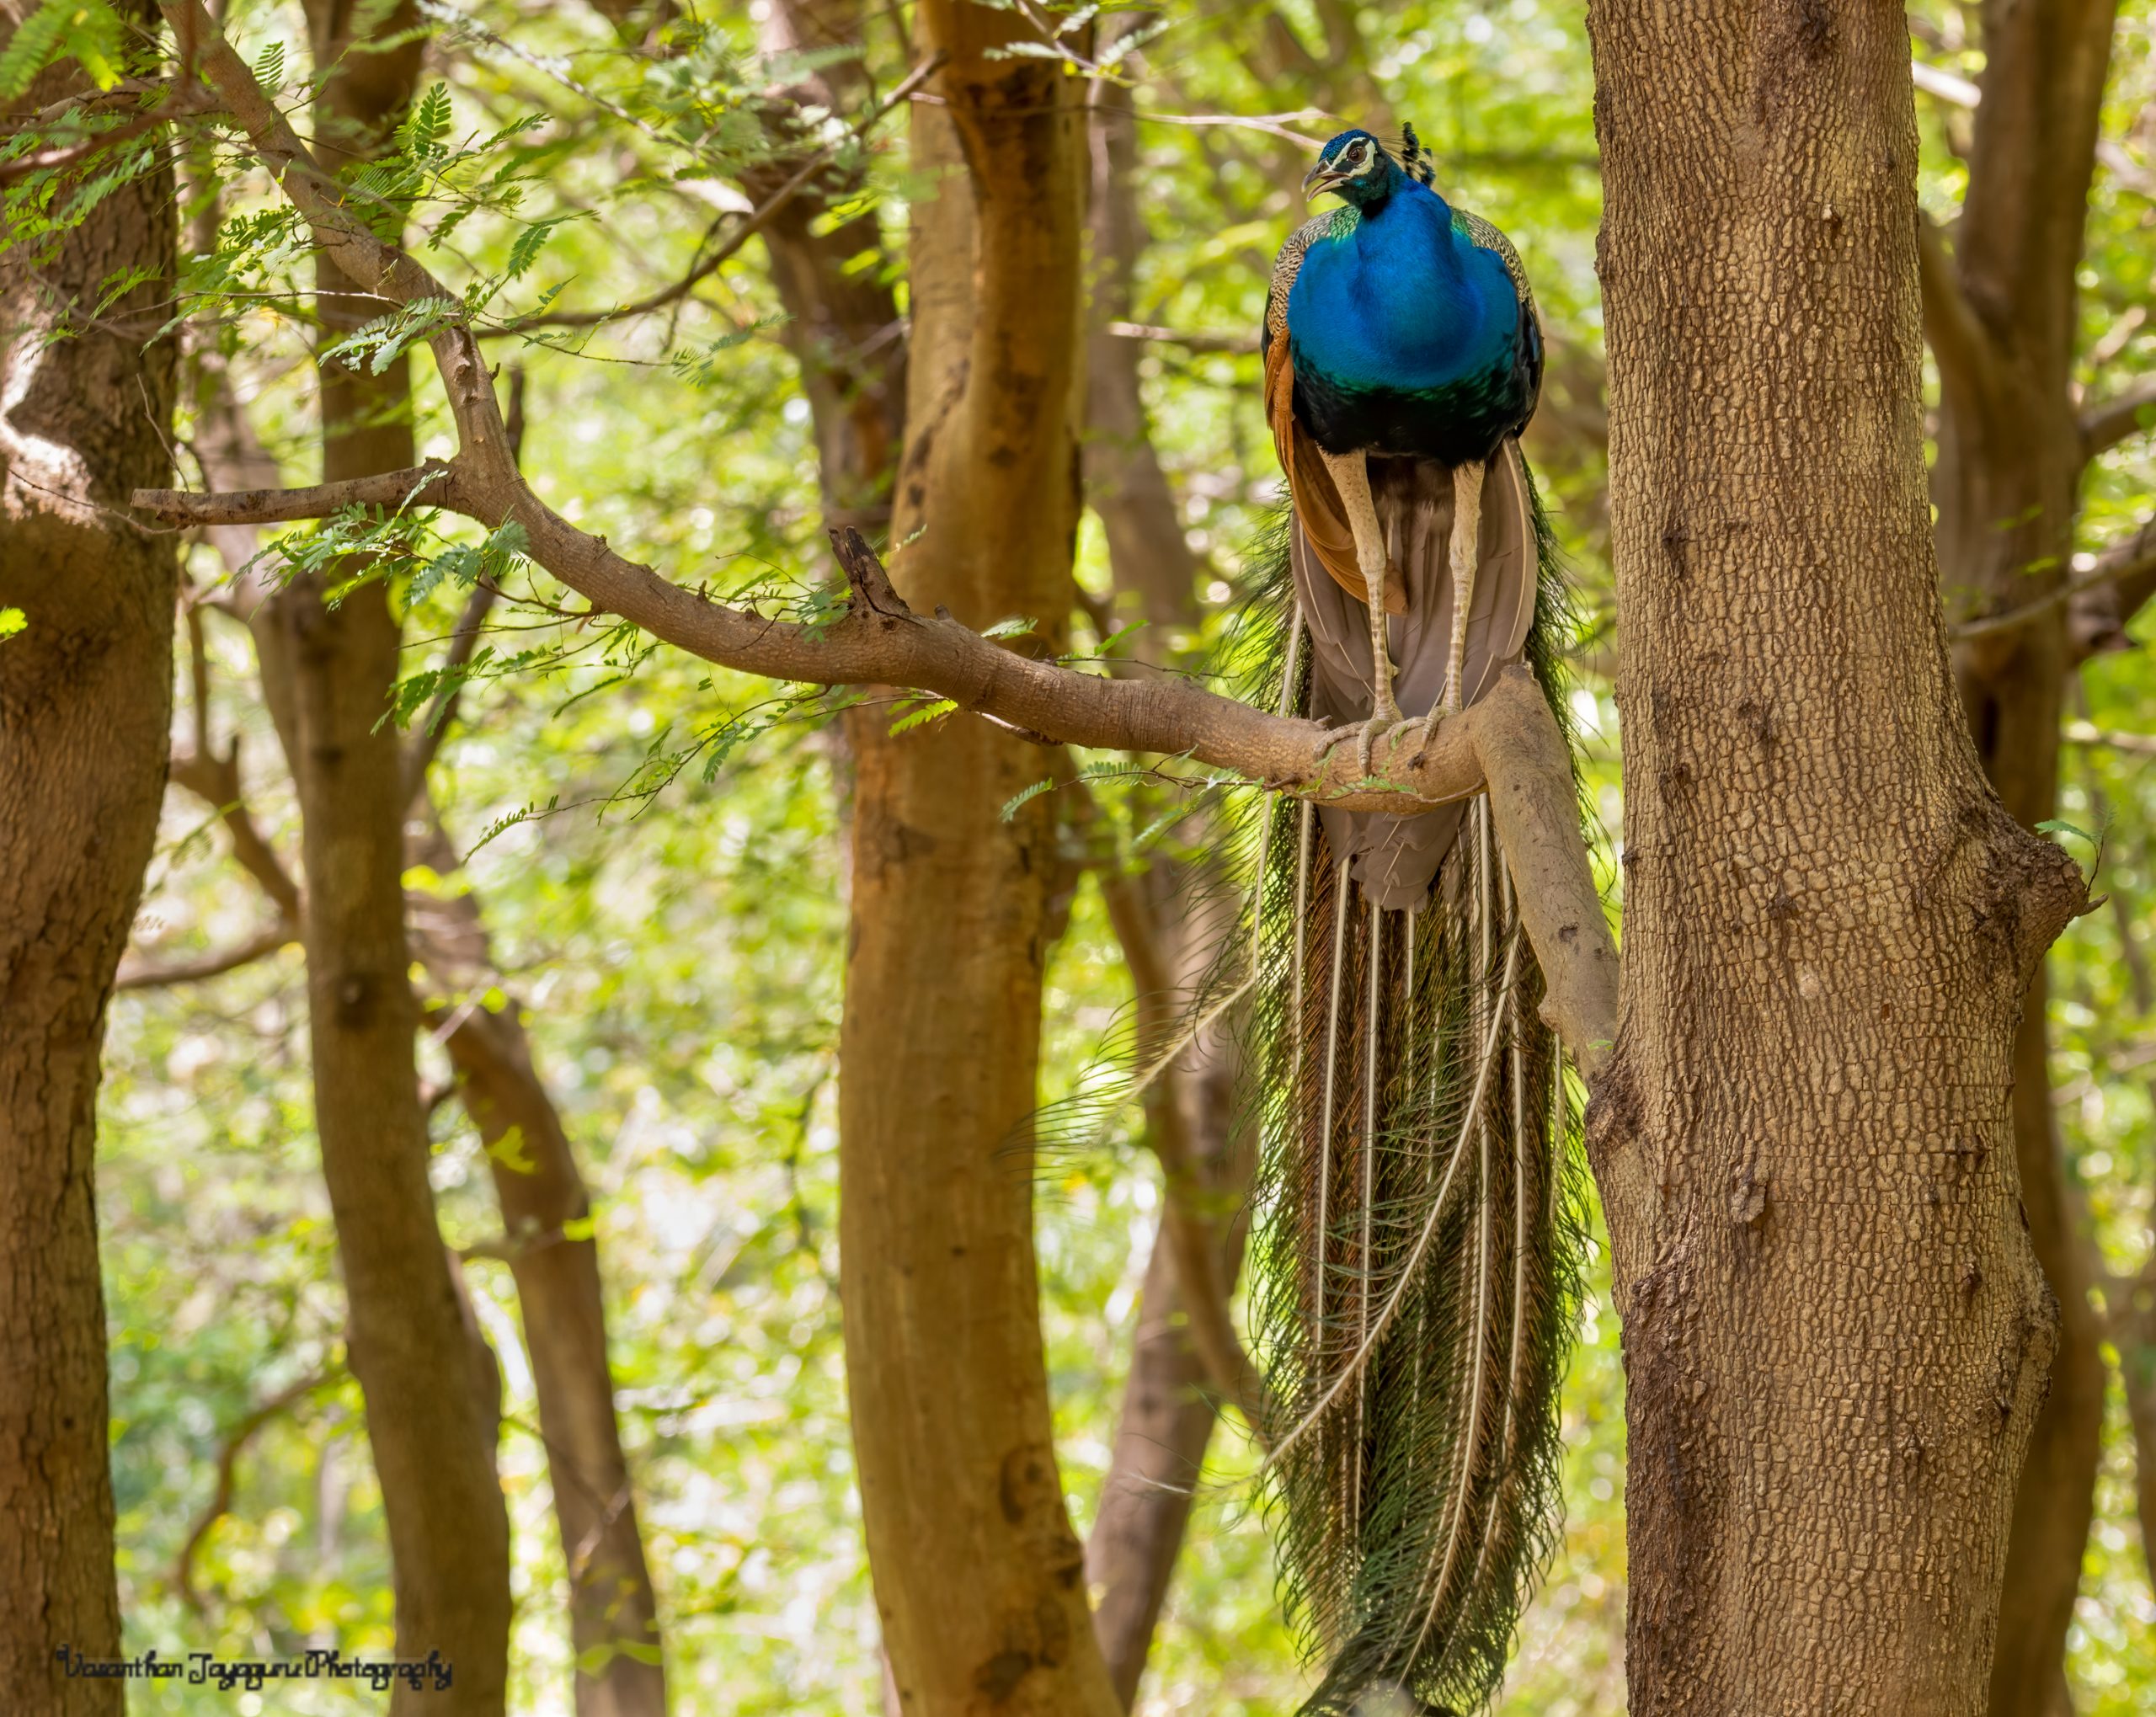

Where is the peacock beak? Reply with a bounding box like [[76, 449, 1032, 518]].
[[1302, 162, 1347, 200]]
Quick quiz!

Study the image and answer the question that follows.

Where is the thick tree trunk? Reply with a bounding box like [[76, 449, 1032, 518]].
[[0, 11, 175, 1704], [1924, 8, 2121, 1709], [839, 8, 1119, 1713], [407, 807, 668, 1717], [1585, 8, 2085, 1710], [275, 10, 512, 1707]]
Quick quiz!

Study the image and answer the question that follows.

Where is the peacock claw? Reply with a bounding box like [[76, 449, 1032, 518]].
[[1324, 701, 1444, 785]]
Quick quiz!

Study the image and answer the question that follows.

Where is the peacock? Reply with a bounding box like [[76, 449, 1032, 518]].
[[1237, 124, 1588, 1715]]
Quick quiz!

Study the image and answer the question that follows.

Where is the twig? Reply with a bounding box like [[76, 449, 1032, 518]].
[[489, 53, 945, 337], [2062, 719, 2156, 759], [0, 86, 211, 184], [169, 1370, 339, 1614], [1107, 320, 1260, 355]]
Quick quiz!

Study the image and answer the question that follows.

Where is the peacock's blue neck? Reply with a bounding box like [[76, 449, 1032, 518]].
[[1285, 180, 1513, 397]]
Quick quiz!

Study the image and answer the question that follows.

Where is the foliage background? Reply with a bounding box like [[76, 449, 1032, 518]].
[[82, 0, 2153, 1709]]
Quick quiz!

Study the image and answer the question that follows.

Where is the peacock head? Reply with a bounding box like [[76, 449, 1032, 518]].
[[1302, 128, 1401, 208]]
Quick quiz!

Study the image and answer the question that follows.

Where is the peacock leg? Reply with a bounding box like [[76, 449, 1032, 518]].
[[1444, 459, 1485, 712], [1318, 447, 1416, 778]]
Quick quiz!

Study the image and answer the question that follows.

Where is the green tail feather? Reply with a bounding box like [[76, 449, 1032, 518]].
[[1235, 456, 1590, 1715]]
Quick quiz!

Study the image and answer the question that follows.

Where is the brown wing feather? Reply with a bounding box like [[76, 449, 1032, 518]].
[[1266, 219, 1407, 617], [1267, 330, 1408, 616]]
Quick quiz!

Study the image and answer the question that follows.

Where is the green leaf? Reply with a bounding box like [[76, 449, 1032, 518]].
[[485, 1126, 536, 1176], [2036, 818, 2096, 846], [980, 615, 1039, 639], [251, 39, 286, 93], [504, 211, 582, 280], [1001, 777, 1057, 820], [0, 606, 25, 641], [669, 315, 789, 386], [0, 1, 124, 99], [887, 698, 956, 736], [398, 81, 453, 159]]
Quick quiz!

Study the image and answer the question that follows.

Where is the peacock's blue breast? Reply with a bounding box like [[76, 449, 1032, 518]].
[[1285, 195, 1514, 395]]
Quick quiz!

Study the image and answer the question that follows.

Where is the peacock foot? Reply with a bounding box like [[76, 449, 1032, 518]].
[[1322, 701, 1441, 785]]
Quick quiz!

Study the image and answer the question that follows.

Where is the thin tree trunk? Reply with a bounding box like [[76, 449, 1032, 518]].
[[2108, 1256, 2156, 1592], [1586, 8, 2085, 1710], [0, 8, 175, 1704], [1084, 64, 1203, 640], [1085, 1234, 1216, 1706], [839, 8, 1119, 1712], [1082, 879, 1248, 1706], [406, 805, 669, 1717], [1922, 8, 2121, 1709], [750, 0, 906, 531], [275, 10, 511, 1707], [192, 310, 662, 1713], [1077, 73, 1247, 1701]]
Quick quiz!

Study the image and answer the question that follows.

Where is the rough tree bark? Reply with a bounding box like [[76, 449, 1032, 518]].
[[1921, 9, 2121, 1710], [0, 5, 174, 1706], [275, 8, 511, 1707], [836, 7, 1121, 1712], [1586, 7, 2088, 1712]]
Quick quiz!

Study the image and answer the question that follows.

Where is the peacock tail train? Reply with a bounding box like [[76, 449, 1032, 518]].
[[1232, 451, 1589, 1717]]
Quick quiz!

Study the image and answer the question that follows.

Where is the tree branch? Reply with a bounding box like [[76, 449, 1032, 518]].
[[1476, 672, 1621, 1081], [138, 461, 1502, 810], [146, 462, 461, 525], [1106, 320, 1261, 356], [116, 921, 298, 989], [1952, 515, 2156, 648], [487, 52, 945, 337], [168, 1369, 338, 1614], [2080, 374, 2156, 463], [402, 581, 499, 802], [0, 85, 212, 184], [167, 742, 304, 921], [402, 366, 522, 802], [2061, 720, 2156, 759]]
